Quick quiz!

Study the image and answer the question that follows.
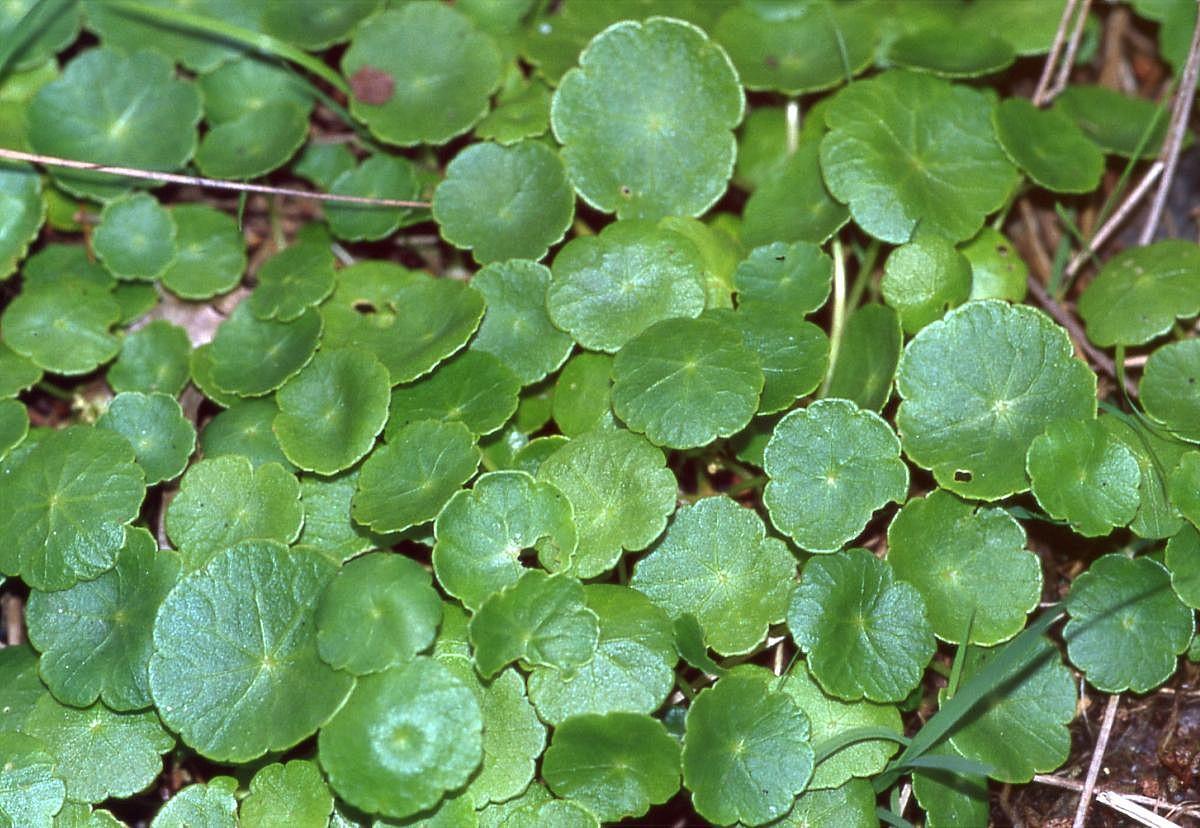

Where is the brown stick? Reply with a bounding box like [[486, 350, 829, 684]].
[[1073, 693, 1122, 828], [1034, 0, 1082, 105]]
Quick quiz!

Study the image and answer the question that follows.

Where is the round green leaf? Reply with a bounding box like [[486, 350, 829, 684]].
[[0, 341, 42, 398], [208, 304, 322, 398], [611, 316, 763, 450], [92, 194, 177, 281], [320, 262, 485, 385], [552, 352, 613, 437], [741, 138, 850, 248], [27, 48, 201, 201], [273, 349, 390, 474], [386, 350, 520, 438], [240, 760, 333, 828], [196, 102, 309, 180], [992, 98, 1104, 194], [896, 300, 1097, 500], [297, 469, 386, 564], [469, 570, 600, 679], [2, 280, 120, 375], [881, 233, 972, 334], [198, 54, 311, 125], [551, 17, 743, 220], [946, 638, 1077, 782], [1027, 418, 1141, 536], [26, 528, 177, 712], [151, 777, 238, 828], [165, 456, 302, 570], [527, 584, 676, 725], [537, 427, 677, 578], [107, 320, 191, 397], [261, 0, 383, 48], [1166, 524, 1200, 609], [819, 70, 1018, 243], [1078, 240, 1200, 348], [474, 73, 552, 146], [734, 241, 833, 313], [961, 227, 1028, 302], [1142, 339, 1200, 442], [0, 425, 144, 590], [434, 141, 574, 265], [0, 645, 43, 735], [632, 496, 795, 656], [353, 419, 480, 533], [780, 661, 902, 790], [112, 282, 159, 325], [470, 259, 574, 385], [96, 392, 195, 485], [0, 163, 44, 280], [1171, 452, 1200, 529], [887, 490, 1041, 644], [20, 243, 113, 290], [960, 0, 1067, 55], [248, 242, 336, 322], [324, 155, 421, 242], [911, 746, 988, 828], [1064, 554, 1193, 693], [494, 798, 595, 828], [825, 303, 903, 412], [150, 541, 354, 761], [316, 553, 442, 676], [547, 219, 706, 352], [1053, 84, 1169, 158], [0, 732, 65, 828], [765, 779, 879, 828], [543, 713, 680, 823], [887, 25, 1015, 78], [342, 1, 502, 146], [764, 399, 908, 553], [1102, 412, 1188, 540], [433, 470, 577, 611], [161, 204, 246, 300], [0, 398, 27, 460], [199, 398, 295, 471], [683, 668, 814, 826], [318, 657, 482, 819], [789, 548, 935, 702], [713, 1, 876, 94], [22, 694, 173, 803], [85, 0, 256, 72]]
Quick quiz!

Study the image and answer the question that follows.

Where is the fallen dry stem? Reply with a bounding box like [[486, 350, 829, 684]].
[[1073, 693, 1122, 828]]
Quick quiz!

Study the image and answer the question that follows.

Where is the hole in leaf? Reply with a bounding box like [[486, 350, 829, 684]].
[[352, 300, 378, 315], [996, 245, 1008, 257], [954, 469, 972, 483], [619, 185, 632, 197]]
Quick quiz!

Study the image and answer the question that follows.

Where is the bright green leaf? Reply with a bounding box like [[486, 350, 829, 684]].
[[0, 341, 41, 398], [1101, 412, 1188, 539], [240, 760, 333, 828], [992, 98, 1104, 194], [825, 304, 902, 412], [1079, 241, 1200, 347], [1054, 84, 1169, 158], [386, 350, 520, 438], [0, 163, 44, 280], [297, 469, 388, 564], [960, 227, 1028, 302], [0, 731, 65, 828], [198, 398, 295, 471], [248, 242, 336, 322], [1166, 524, 1200, 609], [2, 279, 120, 375], [1170, 452, 1200, 530], [160, 204, 246, 300], [741, 139, 850, 248], [207, 304, 321, 397], [888, 25, 1015, 78], [262, 0, 383, 49], [0, 398, 26, 460], [96, 391, 195, 484], [470, 259, 573, 385], [92, 193, 177, 281], [150, 777, 238, 828], [107, 320, 191, 397], [1142, 338, 1200, 443], [325, 155, 421, 242], [733, 241, 832, 313], [881, 233, 972, 334], [552, 352, 613, 437]]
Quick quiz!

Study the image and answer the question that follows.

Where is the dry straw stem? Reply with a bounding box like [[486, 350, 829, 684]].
[[1073, 693, 1122, 828], [0, 147, 431, 209]]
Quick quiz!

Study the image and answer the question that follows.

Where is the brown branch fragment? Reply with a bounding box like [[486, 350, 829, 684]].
[[1073, 693, 1121, 828]]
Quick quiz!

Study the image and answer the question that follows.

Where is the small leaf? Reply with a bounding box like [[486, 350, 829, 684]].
[[318, 658, 482, 819], [207, 304, 322, 397], [92, 193, 177, 281], [1026, 418, 1141, 536], [26, 528, 178, 712], [273, 348, 391, 475], [543, 713, 681, 823], [819, 70, 1018, 243], [86, 0, 256, 72], [161, 204, 246, 300], [825, 304, 903, 412], [1141, 338, 1200, 443], [433, 470, 577, 611], [0, 163, 44, 280], [887, 490, 1041, 645], [165, 456, 302, 570], [297, 469, 386, 563], [107, 320, 191, 397], [1102, 412, 1188, 539], [0, 425, 144, 590], [2, 279, 120, 375], [0, 341, 42, 398], [1170, 452, 1200, 531], [911, 744, 989, 828], [474, 74, 551, 146], [632, 496, 795, 656], [261, 0, 383, 49], [434, 140, 575, 264], [342, 1, 502, 146], [22, 693, 173, 803], [683, 667, 814, 826], [149, 541, 354, 761], [293, 142, 355, 190], [537, 427, 677, 578], [196, 101, 309, 180], [1054, 84, 1169, 158], [741, 138, 850, 248], [352, 419, 480, 533], [1079, 241, 1200, 348], [733, 241, 833, 313], [239, 761, 333, 828], [1165, 524, 1200, 609], [552, 352, 614, 437], [386, 350, 521, 438], [0, 398, 26, 460], [789, 548, 935, 702], [316, 553, 442, 676], [992, 98, 1104, 194], [1064, 554, 1193, 693], [325, 155, 421, 242], [469, 259, 574, 385], [551, 17, 744, 220], [896, 300, 1096, 500], [764, 398, 908, 553], [888, 26, 1015, 78], [27, 48, 201, 201], [0, 731, 65, 828], [468, 570, 600, 679], [881, 233, 972, 334], [96, 391, 195, 484], [960, 227, 1028, 302], [527, 584, 677, 725], [611, 316, 763, 450], [199, 398, 295, 471], [248, 242, 336, 322], [151, 777, 238, 828], [0, 645, 42, 734], [771, 779, 879, 828], [547, 219, 706, 353]]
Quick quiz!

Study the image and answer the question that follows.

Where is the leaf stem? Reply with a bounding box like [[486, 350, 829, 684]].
[[820, 237, 848, 397]]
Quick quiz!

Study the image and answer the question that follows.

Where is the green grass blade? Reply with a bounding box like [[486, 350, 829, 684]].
[[0, 0, 75, 82]]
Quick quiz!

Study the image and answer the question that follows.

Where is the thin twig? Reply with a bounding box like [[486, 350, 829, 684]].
[[0, 147, 431, 209], [1065, 161, 1165, 278], [1049, 0, 1094, 100], [1139, 11, 1200, 245], [1073, 693, 1122, 828], [1096, 791, 1183, 828], [1034, 0, 1082, 105], [1036, 776, 1200, 823]]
